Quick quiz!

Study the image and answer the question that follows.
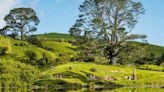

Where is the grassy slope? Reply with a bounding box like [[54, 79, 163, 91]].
[[0, 36, 56, 61], [37, 33, 164, 86], [39, 33, 164, 58], [129, 41, 164, 58], [1, 33, 164, 87], [41, 41, 76, 56], [43, 62, 164, 86], [37, 32, 74, 41], [37, 33, 77, 58]]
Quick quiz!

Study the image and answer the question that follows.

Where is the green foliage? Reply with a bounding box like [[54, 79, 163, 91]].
[[70, 0, 146, 65], [157, 53, 164, 66], [24, 50, 37, 63], [0, 59, 40, 87], [0, 36, 12, 54], [26, 36, 42, 47], [0, 47, 8, 55], [117, 42, 146, 65], [4, 7, 39, 40]]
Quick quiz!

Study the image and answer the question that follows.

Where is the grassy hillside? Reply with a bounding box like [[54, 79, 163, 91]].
[[37, 33, 74, 41], [0, 36, 57, 64], [0, 36, 12, 54], [129, 41, 164, 58], [39, 33, 164, 57], [0, 33, 164, 88], [41, 62, 164, 86]]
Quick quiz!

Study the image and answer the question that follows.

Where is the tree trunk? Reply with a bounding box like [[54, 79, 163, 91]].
[[109, 56, 117, 65]]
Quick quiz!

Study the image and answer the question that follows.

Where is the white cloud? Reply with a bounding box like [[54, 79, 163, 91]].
[[0, 0, 22, 28]]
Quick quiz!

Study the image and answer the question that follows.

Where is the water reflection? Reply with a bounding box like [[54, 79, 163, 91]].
[[0, 88, 164, 92]]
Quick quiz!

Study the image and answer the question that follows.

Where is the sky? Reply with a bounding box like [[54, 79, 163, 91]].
[[0, 0, 164, 46]]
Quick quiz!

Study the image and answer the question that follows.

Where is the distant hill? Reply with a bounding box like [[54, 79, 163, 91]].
[[129, 41, 164, 58], [37, 32, 74, 41], [38, 32, 164, 58]]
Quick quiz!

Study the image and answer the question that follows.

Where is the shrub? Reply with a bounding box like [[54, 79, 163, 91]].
[[90, 68, 97, 72], [14, 42, 27, 46], [57, 53, 72, 64], [25, 50, 37, 64], [0, 47, 7, 55], [0, 36, 12, 54], [0, 59, 41, 87], [26, 36, 42, 47]]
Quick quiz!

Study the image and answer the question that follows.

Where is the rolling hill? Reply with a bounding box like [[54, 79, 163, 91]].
[[0, 33, 164, 88]]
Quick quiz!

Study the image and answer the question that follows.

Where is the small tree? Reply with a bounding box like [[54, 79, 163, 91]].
[[4, 8, 39, 40]]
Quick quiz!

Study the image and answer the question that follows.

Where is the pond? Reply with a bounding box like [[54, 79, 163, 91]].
[[0, 87, 164, 92]]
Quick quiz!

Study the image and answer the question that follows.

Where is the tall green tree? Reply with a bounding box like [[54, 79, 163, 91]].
[[70, 0, 146, 65], [4, 8, 39, 40]]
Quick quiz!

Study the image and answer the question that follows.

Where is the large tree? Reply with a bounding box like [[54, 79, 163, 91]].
[[70, 0, 146, 65], [4, 8, 39, 40]]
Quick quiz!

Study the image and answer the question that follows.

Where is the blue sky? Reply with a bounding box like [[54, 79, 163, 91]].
[[0, 0, 164, 46]]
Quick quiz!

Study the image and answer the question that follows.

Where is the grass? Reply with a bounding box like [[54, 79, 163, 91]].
[[41, 41, 76, 56], [42, 62, 164, 86], [138, 64, 164, 72], [0, 36, 57, 63], [37, 33, 74, 42], [1, 33, 164, 88], [0, 36, 12, 54], [129, 41, 164, 58]]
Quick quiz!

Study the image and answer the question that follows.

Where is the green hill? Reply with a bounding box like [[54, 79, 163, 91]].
[[37, 32, 74, 42], [129, 41, 164, 58], [0, 33, 164, 88], [0, 36, 56, 64], [38, 32, 164, 58]]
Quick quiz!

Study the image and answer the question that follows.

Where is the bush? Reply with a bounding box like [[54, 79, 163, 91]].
[[90, 68, 97, 72], [0, 36, 12, 54], [25, 50, 37, 64], [14, 42, 27, 46], [0, 59, 41, 87], [57, 53, 72, 64], [0, 47, 7, 55], [26, 36, 42, 47]]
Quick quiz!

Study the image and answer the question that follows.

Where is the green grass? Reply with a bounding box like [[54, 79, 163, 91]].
[[1, 33, 164, 88], [11, 39, 56, 59], [43, 62, 164, 86], [138, 65, 164, 72], [37, 32, 74, 41], [0, 36, 57, 63], [41, 41, 76, 56], [0, 36, 12, 54]]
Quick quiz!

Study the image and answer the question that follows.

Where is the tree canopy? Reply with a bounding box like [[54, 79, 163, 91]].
[[70, 0, 146, 65], [4, 8, 39, 40]]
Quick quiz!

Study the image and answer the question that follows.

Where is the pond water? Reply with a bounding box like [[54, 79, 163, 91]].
[[0, 88, 164, 92]]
